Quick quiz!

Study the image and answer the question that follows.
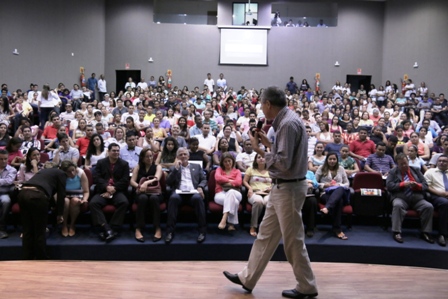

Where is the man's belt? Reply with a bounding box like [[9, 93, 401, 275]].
[[272, 178, 306, 184]]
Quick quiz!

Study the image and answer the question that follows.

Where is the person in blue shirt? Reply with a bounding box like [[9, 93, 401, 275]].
[[303, 170, 319, 237], [286, 76, 298, 95], [87, 73, 98, 101]]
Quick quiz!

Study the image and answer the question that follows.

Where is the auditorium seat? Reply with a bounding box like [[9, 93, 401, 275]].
[[351, 172, 388, 227]]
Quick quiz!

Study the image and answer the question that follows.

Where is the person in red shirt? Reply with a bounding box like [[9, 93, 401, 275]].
[[349, 128, 375, 169], [75, 125, 94, 157], [41, 114, 68, 141]]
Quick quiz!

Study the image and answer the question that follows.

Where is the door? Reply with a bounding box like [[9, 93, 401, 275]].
[[346, 75, 371, 93], [116, 70, 141, 93]]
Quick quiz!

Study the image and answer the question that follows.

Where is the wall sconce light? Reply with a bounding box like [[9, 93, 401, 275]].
[[13, 49, 19, 55], [334, 61, 340, 67], [148, 57, 154, 63], [413, 62, 418, 68]]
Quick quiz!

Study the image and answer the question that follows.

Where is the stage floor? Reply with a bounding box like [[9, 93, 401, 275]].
[[0, 261, 447, 299], [1, 224, 447, 270]]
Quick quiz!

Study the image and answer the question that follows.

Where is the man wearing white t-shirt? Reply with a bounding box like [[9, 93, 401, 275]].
[[137, 78, 148, 91], [124, 77, 136, 90], [236, 140, 257, 172], [216, 73, 227, 91], [195, 123, 216, 155], [27, 84, 41, 104], [121, 105, 139, 123], [97, 74, 107, 102], [204, 73, 214, 92], [404, 79, 416, 98]]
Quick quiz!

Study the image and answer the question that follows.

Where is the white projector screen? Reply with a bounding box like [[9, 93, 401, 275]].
[[220, 28, 268, 65]]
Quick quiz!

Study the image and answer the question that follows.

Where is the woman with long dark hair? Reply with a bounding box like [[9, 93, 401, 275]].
[[155, 136, 179, 171], [213, 138, 237, 167], [130, 148, 163, 242], [6, 137, 24, 168], [316, 153, 350, 240], [177, 116, 190, 140], [85, 134, 107, 173], [16, 147, 43, 184], [0, 122, 10, 147], [125, 116, 139, 137], [0, 97, 14, 126]]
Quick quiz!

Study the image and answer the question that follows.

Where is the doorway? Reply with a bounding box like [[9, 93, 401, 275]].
[[116, 70, 141, 93], [346, 75, 371, 93]]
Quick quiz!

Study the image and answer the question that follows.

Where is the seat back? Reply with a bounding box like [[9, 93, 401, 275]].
[[39, 152, 49, 164], [207, 169, 222, 213], [352, 172, 384, 190], [352, 172, 387, 216]]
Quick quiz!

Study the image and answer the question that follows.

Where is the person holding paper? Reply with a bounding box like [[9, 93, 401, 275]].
[[315, 153, 350, 240], [165, 147, 207, 244]]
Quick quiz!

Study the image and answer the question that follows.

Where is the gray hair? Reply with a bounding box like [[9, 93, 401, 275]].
[[176, 147, 190, 157], [260, 86, 286, 108]]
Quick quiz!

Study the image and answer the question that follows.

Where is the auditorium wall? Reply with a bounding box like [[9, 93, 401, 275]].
[[1, 1, 446, 94]]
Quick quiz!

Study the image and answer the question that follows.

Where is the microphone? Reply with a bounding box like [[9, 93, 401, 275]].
[[256, 120, 263, 131]]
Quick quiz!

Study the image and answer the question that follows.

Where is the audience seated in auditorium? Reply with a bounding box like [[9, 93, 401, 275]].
[[3, 71, 448, 248]]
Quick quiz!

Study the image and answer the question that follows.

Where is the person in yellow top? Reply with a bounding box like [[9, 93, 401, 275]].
[[243, 153, 272, 237], [143, 106, 156, 123]]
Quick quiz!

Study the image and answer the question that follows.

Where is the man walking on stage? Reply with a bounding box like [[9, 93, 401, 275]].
[[223, 86, 318, 298]]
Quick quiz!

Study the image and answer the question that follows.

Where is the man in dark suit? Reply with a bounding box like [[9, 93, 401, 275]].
[[165, 147, 207, 244], [386, 153, 434, 244], [90, 143, 130, 242]]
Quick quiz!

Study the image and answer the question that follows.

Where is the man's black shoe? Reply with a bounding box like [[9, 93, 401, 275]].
[[0, 230, 8, 239], [282, 289, 318, 298], [197, 233, 206, 243], [104, 229, 116, 243], [165, 232, 174, 244], [223, 271, 252, 293], [393, 233, 403, 243], [420, 232, 434, 244]]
